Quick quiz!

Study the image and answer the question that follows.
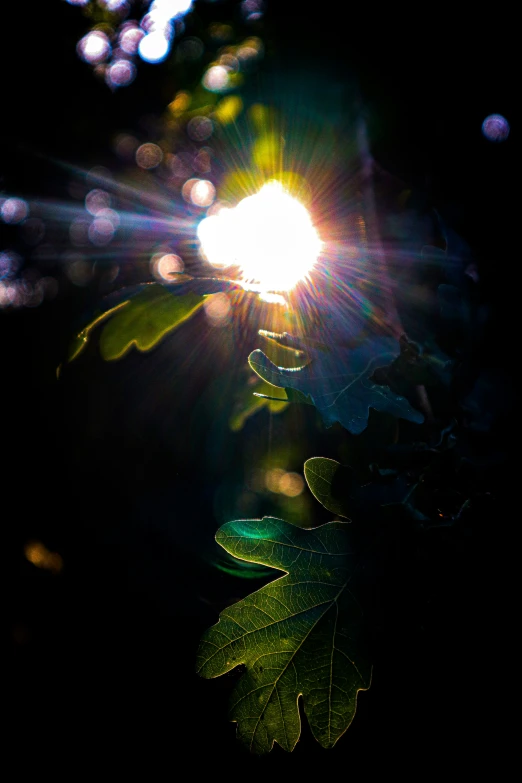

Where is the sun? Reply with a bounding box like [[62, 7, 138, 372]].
[[197, 180, 322, 292]]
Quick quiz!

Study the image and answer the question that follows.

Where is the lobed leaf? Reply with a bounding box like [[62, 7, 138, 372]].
[[197, 517, 371, 754], [99, 286, 205, 360], [249, 336, 424, 435], [68, 277, 242, 363]]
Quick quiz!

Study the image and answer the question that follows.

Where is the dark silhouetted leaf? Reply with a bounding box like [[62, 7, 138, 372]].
[[438, 283, 468, 324], [249, 336, 424, 435], [372, 333, 453, 390], [197, 517, 371, 754], [380, 502, 430, 525]]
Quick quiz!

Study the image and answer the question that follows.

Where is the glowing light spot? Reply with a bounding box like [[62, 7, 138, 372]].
[[259, 292, 286, 305], [197, 180, 322, 291], [237, 39, 263, 62], [204, 292, 231, 327], [120, 26, 145, 55], [265, 468, 285, 493], [214, 95, 243, 125], [85, 189, 111, 216], [77, 31, 111, 65], [181, 178, 199, 202], [279, 472, 304, 497], [150, 0, 193, 17], [97, 208, 120, 229], [242, 0, 264, 21], [0, 282, 17, 307], [106, 58, 136, 88], [1, 197, 28, 224], [219, 53, 239, 72], [190, 179, 215, 207], [206, 199, 230, 217], [187, 115, 213, 141], [169, 153, 193, 178], [194, 149, 212, 173], [66, 0, 89, 6], [203, 65, 230, 92], [252, 133, 280, 171], [136, 142, 163, 169], [138, 31, 170, 63], [100, 0, 129, 10], [168, 91, 191, 115], [24, 541, 63, 574], [89, 217, 115, 245], [151, 253, 184, 280], [482, 113, 510, 142]]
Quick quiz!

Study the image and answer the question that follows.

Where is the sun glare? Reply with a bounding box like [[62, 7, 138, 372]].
[[197, 181, 322, 292]]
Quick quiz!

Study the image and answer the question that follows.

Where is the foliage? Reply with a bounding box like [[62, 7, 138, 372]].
[[249, 335, 424, 434], [197, 517, 371, 754], [228, 376, 288, 432], [67, 277, 241, 363], [65, 199, 483, 757], [194, 213, 486, 753]]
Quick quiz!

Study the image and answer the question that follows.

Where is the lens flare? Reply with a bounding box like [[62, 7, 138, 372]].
[[197, 180, 322, 292]]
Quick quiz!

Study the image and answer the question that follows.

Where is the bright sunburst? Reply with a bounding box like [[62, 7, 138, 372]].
[[197, 180, 322, 292]]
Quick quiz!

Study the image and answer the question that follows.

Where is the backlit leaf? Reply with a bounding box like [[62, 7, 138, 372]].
[[303, 457, 353, 518], [229, 377, 288, 432], [197, 517, 371, 753], [99, 285, 205, 360], [68, 277, 242, 363]]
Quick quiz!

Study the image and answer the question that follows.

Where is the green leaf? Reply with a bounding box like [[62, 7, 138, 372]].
[[304, 454, 411, 521], [249, 336, 424, 435], [303, 458, 353, 518], [68, 277, 242, 363], [229, 378, 288, 432], [68, 301, 130, 362], [197, 517, 371, 754], [99, 285, 205, 360]]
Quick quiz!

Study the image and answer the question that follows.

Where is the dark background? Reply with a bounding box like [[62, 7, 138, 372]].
[[2, 1, 513, 771]]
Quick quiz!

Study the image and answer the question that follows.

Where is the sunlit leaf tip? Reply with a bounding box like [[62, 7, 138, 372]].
[[304, 457, 352, 518], [68, 300, 130, 363]]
